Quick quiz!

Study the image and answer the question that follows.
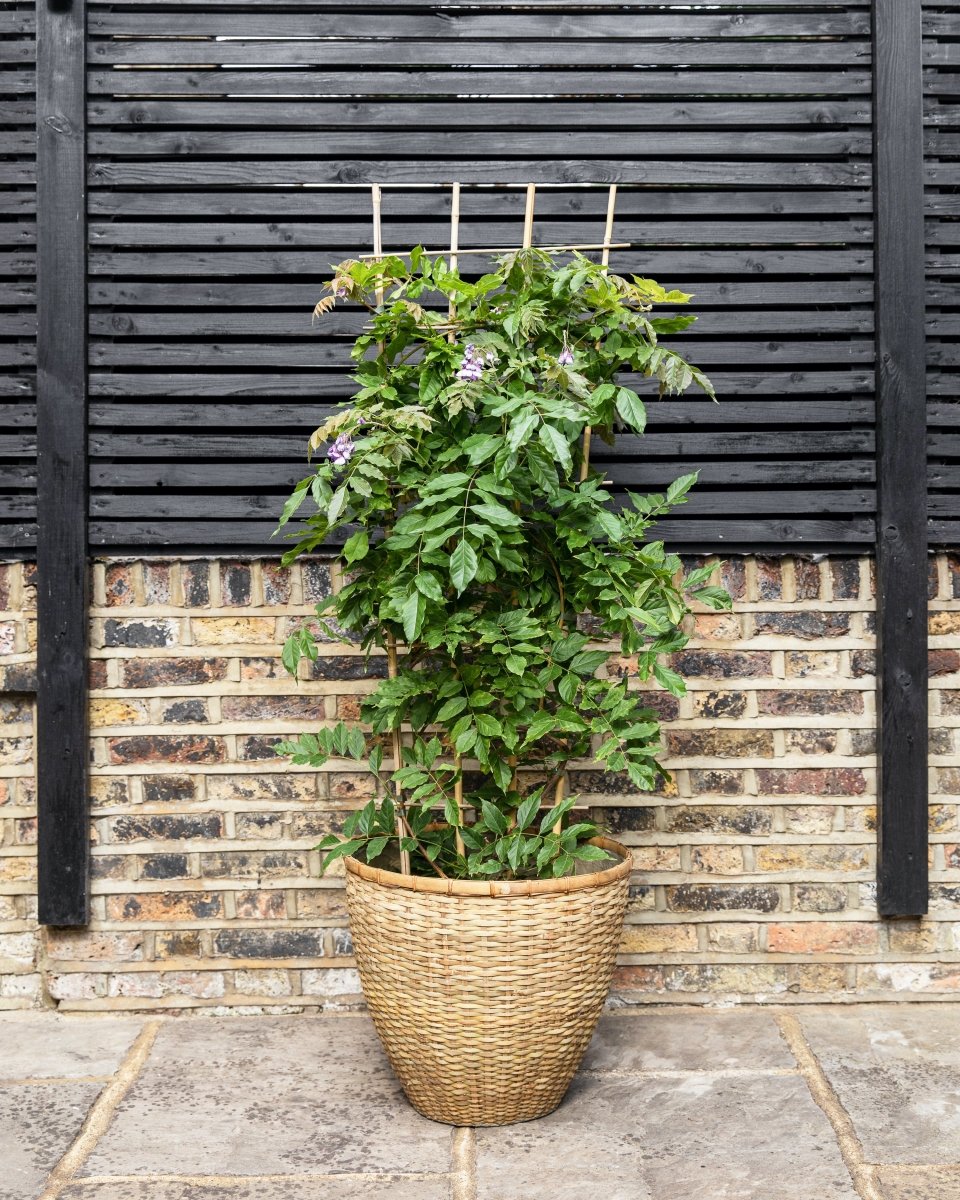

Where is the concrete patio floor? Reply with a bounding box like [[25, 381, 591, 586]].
[[2, 1005, 959, 1200]]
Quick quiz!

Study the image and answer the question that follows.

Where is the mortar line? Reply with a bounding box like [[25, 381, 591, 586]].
[[774, 1011, 883, 1200], [36, 1019, 162, 1200], [451, 1127, 477, 1200]]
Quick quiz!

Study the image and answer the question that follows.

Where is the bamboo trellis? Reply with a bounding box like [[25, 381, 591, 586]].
[[369, 182, 621, 873]]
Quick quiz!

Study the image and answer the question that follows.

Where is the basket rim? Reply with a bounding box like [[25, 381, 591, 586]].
[[344, 835, 631, 897]]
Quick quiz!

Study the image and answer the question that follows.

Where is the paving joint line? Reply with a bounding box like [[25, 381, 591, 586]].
[[36, 1019, 161, 1200], [774, 1010, 883, 1200], [452, 1126, 477, 1200]]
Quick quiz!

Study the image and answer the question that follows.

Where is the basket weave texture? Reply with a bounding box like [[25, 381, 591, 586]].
[[344, 836, 631, 1126]]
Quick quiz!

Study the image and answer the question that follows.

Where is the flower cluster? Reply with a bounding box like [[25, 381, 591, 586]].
[[456, 343, 496, 382], [327, 432, 355, 468], [557, 344, 574, 367]]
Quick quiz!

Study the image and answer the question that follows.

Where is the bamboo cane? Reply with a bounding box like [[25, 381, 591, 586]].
[[579, 185, 618, 487], [371, 184, 411, 875], [448, 183, 467, 862], [522, 183, 536, 249], [553, 187, 621, 832]]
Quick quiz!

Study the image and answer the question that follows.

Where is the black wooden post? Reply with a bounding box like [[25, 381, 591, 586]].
[[873, 0, 929, 917], [36, 0, 89, 925]]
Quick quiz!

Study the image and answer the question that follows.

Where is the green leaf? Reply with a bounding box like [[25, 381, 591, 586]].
[[464, 434, 502, 465], [276, 479, 310, 530], [558, 673, 579, 704], [538, 423, 573, 475], [540, 796, 576, 835], [552, 852, 575, 878], [554, 633, 588, 663], [450, 539, 479, 593], [365, 835, 389, 863], [490, 756, 513, 791], [523, 713, 556, 746], [475, 713, 503, 737], [455, 727, 478, 754], [506, 411, 538, 453], [342, 529, 369, 563], [593, 508, 623, 541], [472, 502, 522, 528], [348, 727, 366, 759], [504, 654, 526, 676], [515, 794, 541, 831], [437, 696, 468, 721], [573, 843, 612, 862], [402, 590, 425, 643], [327, 487, 348, 524], [692, 585, 732, 611], [569, 650, 610, 675], [414, 572, 444, 602], [653, 660, 686, 696], [615, 387, 647, 434], [319, 838, 366, 874], [480, 799, 508, 835], [666, 472, 698, 506]]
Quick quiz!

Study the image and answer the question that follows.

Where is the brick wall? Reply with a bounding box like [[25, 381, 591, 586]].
[[1, 553, 958, 1011]]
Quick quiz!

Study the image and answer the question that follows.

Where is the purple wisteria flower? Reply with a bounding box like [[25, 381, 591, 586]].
[[328, 432, 355, 468], [558, 345, 574, 367], [457, 343, 496, 382]]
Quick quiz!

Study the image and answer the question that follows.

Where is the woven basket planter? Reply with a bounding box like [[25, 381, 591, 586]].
[[344, 835, 631, 1126]]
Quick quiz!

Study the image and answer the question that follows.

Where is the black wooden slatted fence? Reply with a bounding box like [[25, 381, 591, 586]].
[[79, 0, 879, 551]]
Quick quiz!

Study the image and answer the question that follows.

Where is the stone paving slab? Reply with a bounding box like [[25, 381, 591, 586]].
[[80, 1016, 452, 1179], [0, 1015, 144, 1080], [583, 1008, 793, 1072], [0, 1083, 105, 1200], [475, 1072, 859, 1200], [797, 1006, 960, 1165]]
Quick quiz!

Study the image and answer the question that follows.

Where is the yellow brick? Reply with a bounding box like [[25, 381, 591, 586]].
[[692, 613, 743, 641], [191, 617, 276, 645], [756, 844, 870, 873], [90, 698, 150, 728], [630, 846, 682, 872], [706, 923, 759, 953], [690, 845, 744, 874], [0, 855, 36, 883], [620, 924, 698, 953]]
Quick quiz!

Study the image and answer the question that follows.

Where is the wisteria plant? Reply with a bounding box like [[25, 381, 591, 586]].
[[275, 247, 730, 880]]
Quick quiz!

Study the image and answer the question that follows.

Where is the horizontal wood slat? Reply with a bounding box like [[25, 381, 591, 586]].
[[88, 11, 873, 36], [87, 68, 875, 97]]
